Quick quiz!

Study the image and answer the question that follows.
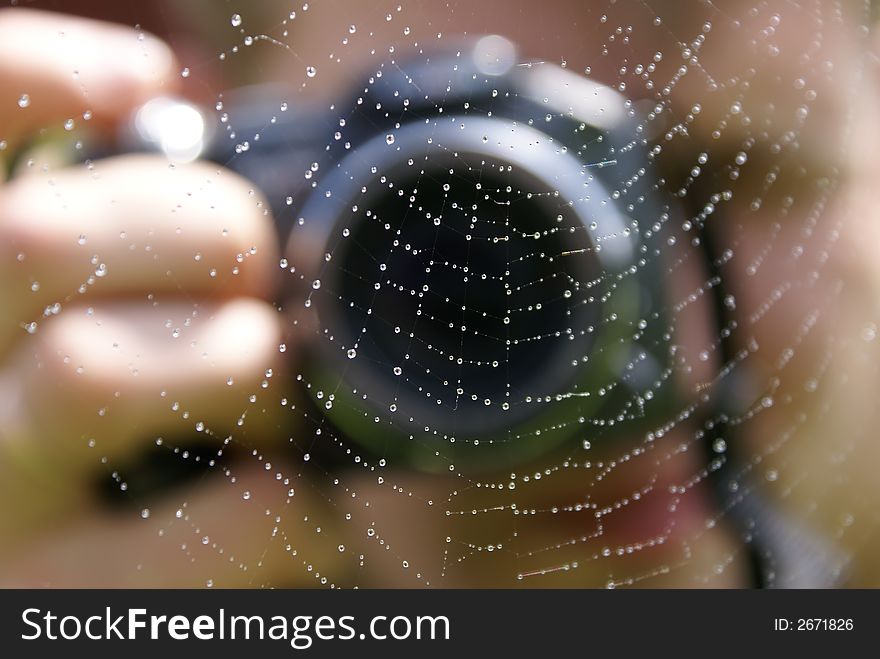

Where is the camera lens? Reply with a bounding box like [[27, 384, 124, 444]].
[[295, 104, 648, 468], [336, 155, 600, 434]]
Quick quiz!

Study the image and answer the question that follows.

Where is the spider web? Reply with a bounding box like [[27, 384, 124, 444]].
[[9, 0, 879, 588]]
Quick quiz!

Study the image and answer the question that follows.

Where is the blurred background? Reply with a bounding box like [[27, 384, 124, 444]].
[[1, 0, 880, 588]]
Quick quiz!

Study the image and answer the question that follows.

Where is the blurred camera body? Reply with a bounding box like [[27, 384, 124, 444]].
[[189, 36, 672, 471]]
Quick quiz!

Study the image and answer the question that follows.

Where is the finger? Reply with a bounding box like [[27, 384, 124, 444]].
[[0, 8, 177, 147], [0, 463, 345, 587], [4, 297, 285, 474], [0, 155, 279, 353]]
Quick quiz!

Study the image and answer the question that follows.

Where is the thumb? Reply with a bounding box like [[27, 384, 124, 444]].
[[0, 8, 178, 148]]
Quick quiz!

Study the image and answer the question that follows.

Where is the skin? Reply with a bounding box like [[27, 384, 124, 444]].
[[0, 9, 329, 586], [0, 1, 877, 587]]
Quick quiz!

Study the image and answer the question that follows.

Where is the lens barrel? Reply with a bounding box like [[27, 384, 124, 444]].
[[283, 37, 667, 470]]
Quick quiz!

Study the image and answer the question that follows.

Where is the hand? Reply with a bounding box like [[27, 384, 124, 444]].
[[0, 8, 323, 587]]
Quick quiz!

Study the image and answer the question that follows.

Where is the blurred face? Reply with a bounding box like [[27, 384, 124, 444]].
[[2, 0, 878, 588]]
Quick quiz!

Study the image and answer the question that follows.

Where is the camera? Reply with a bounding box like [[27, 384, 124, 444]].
[[138, 36, 672, 471]]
